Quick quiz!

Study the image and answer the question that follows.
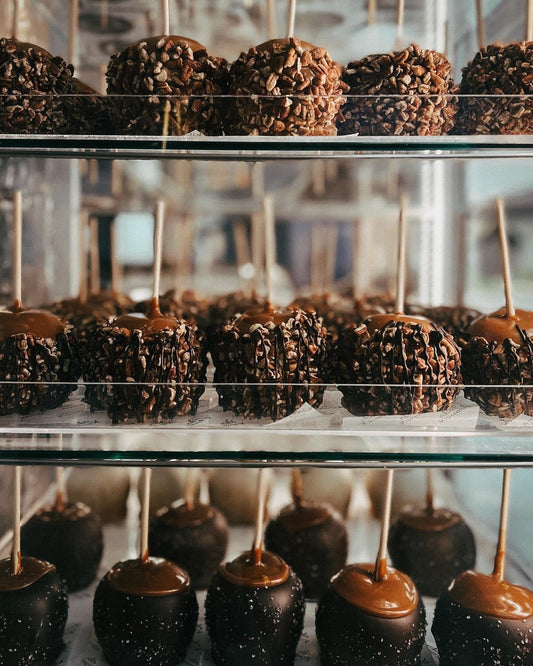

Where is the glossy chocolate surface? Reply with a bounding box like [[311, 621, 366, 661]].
[[448, 571, 533, 619], [220, 550, 289, 588], [256, 37, 317, 52], [107, 557, 190, 596], [0, 556, 54, 591], [364, 313, 435, 335], [277, 501, 331, 531], [0, 301, 64, 340], [113, 299, 180, 335], [468, 307, 533, 344], [155, 501, 213, 528], [331, 562, 418, 617], [398, 506, 462, 532]]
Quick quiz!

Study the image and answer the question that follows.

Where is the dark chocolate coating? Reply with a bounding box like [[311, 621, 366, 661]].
[[93, 566, 198, 665], [205, 567, 305, 665], [316, 585, 426, 665], [388, 512, 476, 597], [149, 505, 228, 589], [21, 501, 104, 591], [265, 504, 348, 598], [432, 590, 533, 665], [0, 565, 68, 665]]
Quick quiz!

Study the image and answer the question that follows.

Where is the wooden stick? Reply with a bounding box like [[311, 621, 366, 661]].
[[101, 0, 109, 31], [426, 469, 434, 512], [140, 468, 151, 562], [312, 161, 326, 198], [395, 0, 405, 50], [374, 469, 393, 582], [251, 163, 265, 295], [153, 200, 165, 304], [527, 0, 533, 42], [263, 194, 276, 305], [162, 0, 170, 36], [496, 198, 515, 318], [79, 209, 88, 303], [69, 0, 79, 68], [325, 226, 338, 293], [13, 190, 22, 306], [12, 0, 20, 39], [291, 468, 303, 507], [110, 220, 118, 294], [368, 0, 377, 25], [476, 0, 485, 50], [455, 213, 467, 307], [55, 434, 66, 512], [252, 468, 268, 565], [286, 0, 296, 39], [184, 468, 198, 510], [267, 0, 277, 39], [11, 466, 21, 575], [352, 217, 359, 301], [310, 225, 321, 294], [395, 198, 407, 314], [493, 468, 511, 583], [89, 216, 100, 295], [233, 220, 251, 270]]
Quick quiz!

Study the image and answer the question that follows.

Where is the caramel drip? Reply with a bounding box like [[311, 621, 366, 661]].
[[156, 501, 213, 528], [277, 501, 331, 532], [34, 501, 91, 522], [449, 570, 533, 620], [113, 297, 180, 334], [364, 313, 435, 335], [0, 556, 55, 591], [137, 35, 206, 54], [0, 302, 65, 340], [107, 557, 190, 597], [398, 506, 462, 532], [256, 37, 317, 52], [331, 563, 418, 618], [468, 307, 533, 344], [234, 305, 294, 333], [220, 550, 289, 588]]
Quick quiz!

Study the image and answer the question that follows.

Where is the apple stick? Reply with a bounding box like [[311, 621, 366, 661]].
[[368, 0, 377, 25], [286, 0, 296, 39], [476, 0, 485, 50], [351, 217, 359, 301], [493, 468, 511, 583], [496, 198, 515, 318], [140, 467, 151, 562], [310, 225, 321, 294], [162, 0, 170, 36], [528, 0, 533, 42], [324, 226, 338, 293], [267, 0, 277, 39], [395, 0, 405, 50], [89, 216, 100, 295], [252, 468, 268, 565], [11, 465, 21, 575], [69, 0, 79, 69], [101, 0, 109, 31], [79, 210, 88, 303], [455, 213, 467, 307], [184, 468, 199, 511], [13, 190, 22, 307], [263, 194, 276, 305], [55, 434, 66, 513], [12, 0, 20, 39], [374, 468, 393, 581], [291, 468, 303, 507], [395, 198, 407, 314], [110, 220, 119, 294], [251, 163, 265, 295], [153, 200, 166, 307]]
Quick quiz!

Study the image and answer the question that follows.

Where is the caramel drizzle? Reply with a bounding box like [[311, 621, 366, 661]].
[[0, 556, 55, 591]]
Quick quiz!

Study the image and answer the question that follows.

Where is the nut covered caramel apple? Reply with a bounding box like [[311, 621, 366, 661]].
[[338, 43, 457, 136], [462, 307, 533, 418], [0, 556, 68, 666], [226, 37, 347, 136], [432, 570, 533, 664], [0, 38, 74, 133], [93, 556, 198, 666], [83, 297, 206, 423], [0, 300, 80, 415], [316, 563, 426, 665], [211, 304, 328, 420], [456, 42, 533, 135], [205, 549, 305, 665], [106, 35, 229, 135], [334, 313, 462, 416], [422, 305, 483, 343]]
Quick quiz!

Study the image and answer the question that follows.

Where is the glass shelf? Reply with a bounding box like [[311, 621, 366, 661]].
[[1, 384, 533, 466], [2, 134, 533, 160]]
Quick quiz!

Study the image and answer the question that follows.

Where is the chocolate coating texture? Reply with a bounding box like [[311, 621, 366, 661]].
[[205, 566, 305, 665], [83, 317, 206, 423], [212, 307, 328, 420], [227, 37, 346, 136], [456, 42, 533, 135], [339, 43, 456, 136], [93, 562, 198, 665], [0, 560, 68, 665], [21, 501, 104, 591], [107, 35, 229, 135], [335, 318, 462, 416], [388, 507, 476, 597], [149, 502, 228, 589], [432, 588, 533, 665], [316, 583, 426, 665], [0, 38, 73, 133], [265, 501, 348, 598]]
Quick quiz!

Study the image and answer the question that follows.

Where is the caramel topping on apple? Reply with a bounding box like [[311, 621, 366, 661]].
[[107, 557, 190, 597], [468, 307, 533, 344], [113, 297, 180, 335], [364, 313, 435, 335], [398, 506, 462, 532], [277, 501, 331, 532], [136, 35, 207, 54], [234, 305, 294, 333], [220, 550, 289, 588], [255, 37, 318, 52], [0, 556, 55, 591], [0, 301, 65, 341], [449, 570, 533, 620], [331, 563, 418, 617], [156, 501, 213, 528]]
